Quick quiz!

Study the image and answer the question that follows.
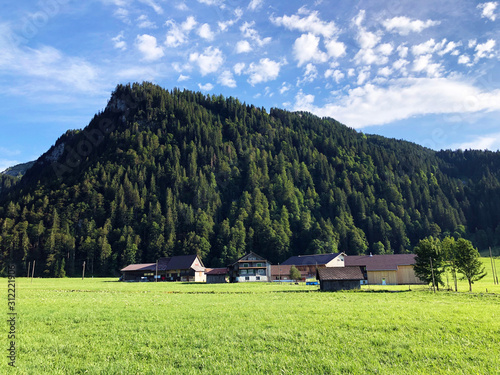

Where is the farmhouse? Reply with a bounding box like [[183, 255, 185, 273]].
[[317, 266, 365, 291], [206, 268, 229, 284], [228, 252, 272, 282], [280, 253, 345, 279], [344, 254, 423, 285], [121, 254, 206, 282]]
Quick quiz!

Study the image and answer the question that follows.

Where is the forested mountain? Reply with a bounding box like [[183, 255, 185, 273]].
[[1, 82, 500, 277]]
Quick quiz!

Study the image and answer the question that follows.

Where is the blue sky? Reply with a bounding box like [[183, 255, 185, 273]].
[[1, 0, 500, 172]]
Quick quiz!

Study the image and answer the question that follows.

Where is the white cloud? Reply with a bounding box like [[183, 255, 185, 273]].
[[218, 70, 237, 87], [240, 21, 271, 46], [279, 82, 292, 94], [377, 66, 392, 77], [136, 34, 164, 61], [235, 40, 252, 53], [383, 16, 440, 35], [293, 33, 328, 66], [451, 132, 500, 150], [458, 55, 472, 66], [189, 47, 224, 75], [137, 15, 157, 29], [178, 74, 190, 81], [325, 39, 346, 59], [271, 8, 338, 38], [413, 54, 442, 77], [248, 0, 263, 11], [0, 159, 21, 173], [475, 39, 496, 60], [247, 58, 283, 85], [293, 77, 500, 128], [138, 0, 163, 14], [112, 32, 127, 50], [234, 62, 246, 75], [477, 2, 498, 21], [198, 82, 214, 91], [198, 23, 215, 40], [165, 16, 197, 47], [325, 69, 344, 83], [357, 68, 370, 85], [397, 45, 409, 58], [218, 8, 243, 31], [412, 39, 437, 55], [297, 63, 318, 85]]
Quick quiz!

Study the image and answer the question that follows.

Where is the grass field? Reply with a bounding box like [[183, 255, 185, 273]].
[[2, 259, 500, 374]]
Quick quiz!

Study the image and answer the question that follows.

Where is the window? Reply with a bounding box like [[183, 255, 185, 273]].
[[247, 269, 254, 274], [258, 269, 265, 275], [256, 276, 260, 280], [243, 263, 249, 268], [245, 276, 250, 280], [256, 263, 262, 267], [240, 269, 247, 275]]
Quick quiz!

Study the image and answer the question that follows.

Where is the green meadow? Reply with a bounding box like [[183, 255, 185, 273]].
[[2, 259, 500, 374]]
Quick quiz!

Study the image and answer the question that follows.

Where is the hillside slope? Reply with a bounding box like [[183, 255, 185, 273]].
[[1, 82, 500, 276]]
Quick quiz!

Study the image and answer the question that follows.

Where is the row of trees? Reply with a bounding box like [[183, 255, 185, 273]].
[[414, 237, 486, 292]]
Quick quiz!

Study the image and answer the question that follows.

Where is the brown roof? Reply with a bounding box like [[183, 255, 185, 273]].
[[120, 263, 156, 272], [206, 268, 228, 275], [121, 255, 205, 273], [317, 266, 364, 281], [344, 254, 416, 271], [270, 265, 308, 277], [281, 253, 342, 266]]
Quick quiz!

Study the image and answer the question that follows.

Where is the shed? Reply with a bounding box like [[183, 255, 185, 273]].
[[317, 266, 365, 291], [206, 268, 228, 284]]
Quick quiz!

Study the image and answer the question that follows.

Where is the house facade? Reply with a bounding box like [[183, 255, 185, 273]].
[[344, 254, 423, 285], [120, 254, 206, 282], [229, 252, 271, 282]]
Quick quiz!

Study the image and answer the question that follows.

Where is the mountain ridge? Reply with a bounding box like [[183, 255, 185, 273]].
[[1, 82, 500, 277]]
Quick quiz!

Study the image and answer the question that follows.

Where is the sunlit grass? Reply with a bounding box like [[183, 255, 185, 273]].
[[2, 259, 499, 374]]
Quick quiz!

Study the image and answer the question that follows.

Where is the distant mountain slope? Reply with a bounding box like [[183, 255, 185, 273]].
[[1, 161, 35, 177], [1, 82, 499, 277]]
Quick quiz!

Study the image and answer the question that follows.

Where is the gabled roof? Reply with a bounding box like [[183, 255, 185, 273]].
[[231, 252, 268, 265], [344, 254, 416, 271], [120, 263, 155, 272], [159, 254, 205, 271], [317, 266, 364, 281], [281, 253, 342, 266]]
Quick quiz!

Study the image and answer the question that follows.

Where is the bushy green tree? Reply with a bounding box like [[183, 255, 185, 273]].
[[414, 237, 445, 290], [454, 238, 486, 292]]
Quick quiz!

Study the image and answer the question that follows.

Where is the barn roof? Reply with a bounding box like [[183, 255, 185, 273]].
[[206, 268, 228, 275], [344, 254, 416, 271], [281, 253, 342, 266], [120, 263, 156, 272], [121, 255, 205, 273], [317, 266, 364, 281], [270, 265, 308, 277]]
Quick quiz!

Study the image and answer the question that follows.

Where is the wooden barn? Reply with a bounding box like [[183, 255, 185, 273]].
[[280, 253, 346, 279], [121, 254, 206, 282], [344, 254, 423, 285], [228, 252, 271, 282], [206, 268, 228, 284], [317, 267, 365, 291]]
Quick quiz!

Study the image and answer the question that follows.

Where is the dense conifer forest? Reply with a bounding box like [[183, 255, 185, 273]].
[[1, 82, 500, 277]]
